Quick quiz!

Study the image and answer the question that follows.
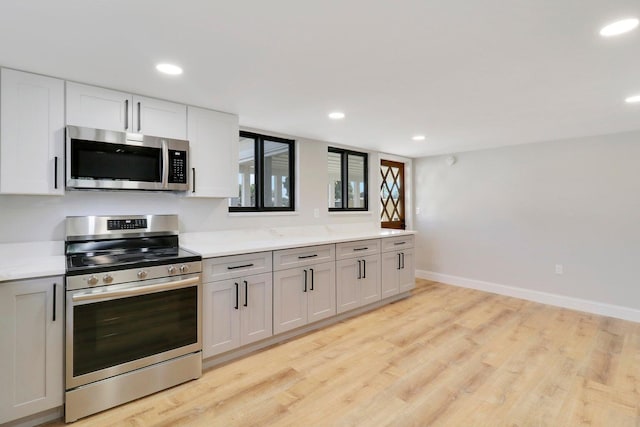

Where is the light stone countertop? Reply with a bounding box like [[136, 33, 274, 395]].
[[0, 241, 66, 282], [0, 226, 416, 282], [180, 225, 416, 258]]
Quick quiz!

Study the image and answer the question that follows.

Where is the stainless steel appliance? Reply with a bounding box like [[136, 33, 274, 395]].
[[64, 215, 202, 422], [66, 126, 189, 191]]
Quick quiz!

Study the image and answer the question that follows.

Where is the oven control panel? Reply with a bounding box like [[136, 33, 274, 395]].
[[107, 219, 148, 230]]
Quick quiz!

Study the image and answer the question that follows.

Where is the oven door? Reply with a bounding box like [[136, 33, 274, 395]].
[[65, 273, 202, 389]]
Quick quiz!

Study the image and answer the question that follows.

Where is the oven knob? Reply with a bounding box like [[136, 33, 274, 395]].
[[180, 264, 189, 274], [103, 274, 113, 284], [167, 265, 177, 274], [137, 270, 148, 279], [87, 275, 98, 286]]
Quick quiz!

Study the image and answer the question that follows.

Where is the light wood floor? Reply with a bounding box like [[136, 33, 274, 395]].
[[47, 279, 640, 426]]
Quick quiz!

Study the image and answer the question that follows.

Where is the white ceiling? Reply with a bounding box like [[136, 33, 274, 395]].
[[1, 0, 639, 158]]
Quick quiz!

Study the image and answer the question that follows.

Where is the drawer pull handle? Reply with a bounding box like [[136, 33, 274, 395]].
[[227, 263, 254, 270], [303, 269, 308, 292], [298, 254, 318, 259], [52, 283, 57, 322], [393, 242, 406, 246], [234, 282, 239, 309], [54, 157, 59, 189], [244, 281, 248, 307], [353, 247, 369, 251], [310, 268, 314, 291]]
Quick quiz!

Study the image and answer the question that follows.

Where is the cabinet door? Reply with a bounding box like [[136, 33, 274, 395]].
[[66, 81, 132, 132], [187, 106, 239, 198], [273, 268, 307, 334], [240, 273, 273, 346], [1, 69, 64, 195], [381, 251, 400, 299], [307, 261, 336, 323], [336, 259, 360, 314], [132, 95, 187, 139], [0, 277, 63, 424], [360, 254, 381, 306], [398, 249, 415, 292], [202, 280, 241, 358]]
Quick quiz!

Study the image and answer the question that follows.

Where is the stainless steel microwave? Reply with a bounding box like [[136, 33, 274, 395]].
[[66, 126, 189, 191]]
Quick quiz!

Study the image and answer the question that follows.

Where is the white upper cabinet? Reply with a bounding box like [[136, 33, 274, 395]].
[[66, 82, 187, 139], [186, 106, 239, 197], [133, 95, 187, 139], [66, 82, 131, 132], [0, 68, 64, 195]]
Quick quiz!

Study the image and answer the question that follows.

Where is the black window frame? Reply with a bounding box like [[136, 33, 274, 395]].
[[229, 131, 296, 213], [328, 147, 369, 212]]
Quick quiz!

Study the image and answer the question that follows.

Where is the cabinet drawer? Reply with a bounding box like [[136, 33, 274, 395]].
[[273, 244, 335, 271], [381, 235, 415, 253], [203, 251, 272, 282], [336, 239, 381, 260]]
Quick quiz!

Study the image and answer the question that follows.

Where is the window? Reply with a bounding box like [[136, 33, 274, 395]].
[[229, 131, 295, 212], [328, 147, 368, 211]]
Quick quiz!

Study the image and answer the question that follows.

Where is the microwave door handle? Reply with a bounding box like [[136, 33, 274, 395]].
[[72, 276, 200, 303], [161, 140, 169, 189]]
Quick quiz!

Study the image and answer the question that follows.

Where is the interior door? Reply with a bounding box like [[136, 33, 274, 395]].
[[380, 159, 405, 229]]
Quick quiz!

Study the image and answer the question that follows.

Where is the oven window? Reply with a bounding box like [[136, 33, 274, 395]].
[[73, 287, 197, 377], [70, 139, 162, 182]]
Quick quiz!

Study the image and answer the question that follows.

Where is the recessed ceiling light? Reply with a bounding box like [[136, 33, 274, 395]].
[[599, 18, 639, 37], [625, 94, 640, 103], [328, 112, 345, 120], [412, 135, 426, 141], [156, 63, 183, 75]]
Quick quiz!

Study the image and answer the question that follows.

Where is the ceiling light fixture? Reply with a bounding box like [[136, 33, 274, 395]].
[[412, 135, 426, 141], [625, 94, 640, 104], [599, 18, 639, 37], [328, 112, 345, 120], [156, 63, 183, 75]]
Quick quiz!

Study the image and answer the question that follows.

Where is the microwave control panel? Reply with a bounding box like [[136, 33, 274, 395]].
[[168, 150, 187, 184]]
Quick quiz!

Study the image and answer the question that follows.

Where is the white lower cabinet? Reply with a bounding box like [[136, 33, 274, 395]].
[[203, 272, 272, 358], [273, 261, 336, 335], [398, 249, 415, 292], [381, 235, 416, 297], [336, 254, 381, 313], [0, 277, 63, 424]]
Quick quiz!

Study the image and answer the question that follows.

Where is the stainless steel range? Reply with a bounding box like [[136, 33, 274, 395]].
[[64, 214, 202, 422]]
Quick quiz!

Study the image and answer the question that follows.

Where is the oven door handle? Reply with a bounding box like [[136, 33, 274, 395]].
[[71, 276, 200, 303]]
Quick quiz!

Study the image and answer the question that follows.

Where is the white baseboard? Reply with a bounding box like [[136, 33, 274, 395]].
[[416, 270, 640, 323]]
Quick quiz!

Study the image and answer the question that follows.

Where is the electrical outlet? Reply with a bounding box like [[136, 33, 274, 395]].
[[555, 264, 564, 275]]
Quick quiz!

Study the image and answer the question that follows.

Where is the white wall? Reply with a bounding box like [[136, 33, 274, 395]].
[[414, 130, 640, 317], [0, 131, 379, 243]]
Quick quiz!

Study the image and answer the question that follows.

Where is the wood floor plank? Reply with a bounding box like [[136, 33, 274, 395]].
[[45, 279, 640, 427]]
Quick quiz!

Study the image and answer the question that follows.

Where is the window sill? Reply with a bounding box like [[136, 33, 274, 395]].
[[328, 211, 373, 216], [228, 211, 299, 217]]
